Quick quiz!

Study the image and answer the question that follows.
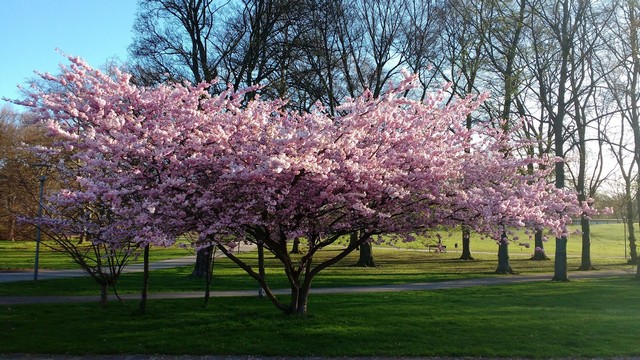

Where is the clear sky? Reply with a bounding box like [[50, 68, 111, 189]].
[[0, 0, 138, 107]]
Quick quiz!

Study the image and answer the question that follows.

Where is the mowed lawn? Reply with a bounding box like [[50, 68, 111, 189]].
[[1, 277, 639, 357], [0, 223, 639, 357]]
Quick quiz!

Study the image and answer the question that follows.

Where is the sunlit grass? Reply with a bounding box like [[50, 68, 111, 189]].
[[2, 223, 634, 271], [0, 241, 194, 271]]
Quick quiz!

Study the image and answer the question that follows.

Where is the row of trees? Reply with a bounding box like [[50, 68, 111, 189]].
[[127, 0, 640, 269]]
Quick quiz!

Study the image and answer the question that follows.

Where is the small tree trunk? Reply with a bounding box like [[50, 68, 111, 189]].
[[495, 233, 514, 274], [8, 216, 15, 241], [349, 231, 358, 248], [578, 216, 595, 270], [294, 286, 309, 315], [459, 227, 474, 260], [191, 248, 210, 278], [258, 241, 266, 298], [552, 236, 569, 281], [290, 237, 301, 254], [287, 278, 311, 316], [204, 246, 216, 306], [99, 281, 109, 308], [626, 201, 638, 264], [530, 229, 550, 260], [138, 244, 150, 314], [354, 241, 376, 267]]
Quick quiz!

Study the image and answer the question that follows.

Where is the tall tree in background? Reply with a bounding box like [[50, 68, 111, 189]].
[[129, 0, 226, 85], [564, 0, 613, 271], [436, 0, 491, 260], [600, 0, 640, 268], [478, 0, 529, 272], [526, 0, 590, 281]]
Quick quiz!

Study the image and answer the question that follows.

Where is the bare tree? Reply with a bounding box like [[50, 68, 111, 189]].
[[599, 0, 640, 269], [525, 0, 593, 281]]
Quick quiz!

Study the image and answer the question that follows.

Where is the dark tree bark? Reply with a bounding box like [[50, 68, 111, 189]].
[[354, 241, 376, 267], [552, 236, 569, 281], [191, 247, 212, 278], [138, 244, 150, 314], [290, 237, 301, 254], [495, 232, 515, 274], [257, 240, 266, 298], [459, 226, 474, 260], [578, 215, 595, 271], [626, 208, 638, 264], [99, 281, 109, 308], [530, 229, 550, 260], [204, 245, 217, 306]]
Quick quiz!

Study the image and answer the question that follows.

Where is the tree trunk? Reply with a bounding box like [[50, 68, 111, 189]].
[[349, 231, 358, 248], [99, 281, 109, 308], [495, 233, 514, 274], [204, 246, 216, 306], [530, 229, 550, 260], [552, 236, 569, 281], [191, 247, 211, 278], [290, 237, 301, 254], [578, 216, 595, 270], [138, 244, 150, 314], [288, 284, 310, 316], [257, 241, 266, 298], [8, 216, 15, 241], [354, 241, 376, 267], [626, 197, 638, 264], [459, 227, 474, 260]]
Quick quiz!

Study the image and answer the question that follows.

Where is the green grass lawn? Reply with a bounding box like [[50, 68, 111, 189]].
[[372, 223, 639, 258], [0, 245, 634, 297], [2, 223, 635, 272], [2, 277, 639, 357], [1, 224, 638, 357], [0, 240, 195, 271], [0, 223, 636, 298]]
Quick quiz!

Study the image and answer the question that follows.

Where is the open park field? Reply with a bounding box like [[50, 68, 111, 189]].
[[1, 223, 639, 358]]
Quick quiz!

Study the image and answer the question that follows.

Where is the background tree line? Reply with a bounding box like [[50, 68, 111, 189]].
[[126, 0, 640, 270]]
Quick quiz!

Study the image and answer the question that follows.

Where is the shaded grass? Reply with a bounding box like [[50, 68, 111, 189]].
[[1, 277, 639, 357]]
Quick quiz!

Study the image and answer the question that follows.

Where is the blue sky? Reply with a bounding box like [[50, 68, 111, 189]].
[[0, 1, 138, 107]]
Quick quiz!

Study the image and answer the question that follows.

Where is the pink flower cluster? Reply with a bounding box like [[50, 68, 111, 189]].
[[18, 56, 584, 249]]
